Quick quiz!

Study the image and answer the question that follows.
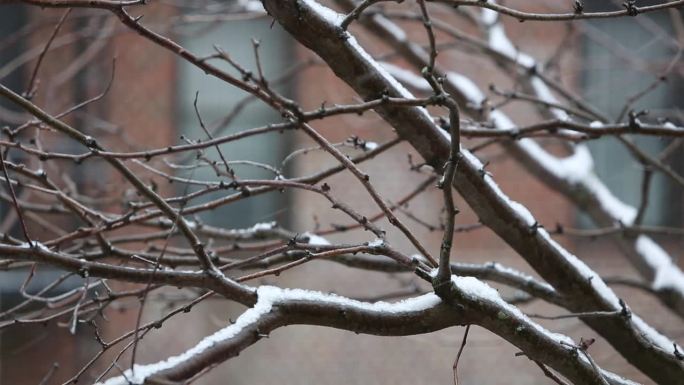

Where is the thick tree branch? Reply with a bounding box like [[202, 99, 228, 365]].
[[99, 284, 630, 385], [261, 2, 683, 383]]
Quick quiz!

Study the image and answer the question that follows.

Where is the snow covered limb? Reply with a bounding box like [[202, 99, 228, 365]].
[[476, 5, 684, 319], [99, 282, 635, 385], [375, 0, 684, 319], [263, 1, 683, 383], [376, 1, 684, 319], [336, 0, 684, 330]]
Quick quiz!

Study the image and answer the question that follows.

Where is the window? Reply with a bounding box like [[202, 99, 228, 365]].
[[581, 1, 684, 226], [175, 15, 294, 228]]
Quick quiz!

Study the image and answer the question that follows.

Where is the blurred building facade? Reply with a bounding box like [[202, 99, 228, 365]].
[[0, 1, 682, 384]]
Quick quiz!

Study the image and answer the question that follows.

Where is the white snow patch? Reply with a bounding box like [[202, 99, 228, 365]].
[[460, 146, 485, 169], [381, 62, 431, 91], [263, 285, 442, 313], [252, 222, 275, 230], [590, 121, 604, 128], [250, 221, 277, 231], [631, 314, 680, 353], [583, 173, 637, 225], [237, 0, 264, 12], [373, 14, 407, 41], [303, 232, 331, 246], [363, 141, 379, 151], [461, 148, 536, 226], [98, 291, 275, 385], [635, 236, 684, 295], [530, 77, 568, 120], [481, 8, 498, 25], [18, 241, 51, 252], [411, 253, 429, 264], [446, 72, 486, 104], [516, 140, 637, 224], [462, 262, 556, 293], [507, 200, 536, 226], [601, 370, 642, 385], [367, 238, 384, 247], [538, 229, 621, 306], [301, 0, 345, 25], [490, 110, 516, 130], [480, 2, 534, 69], [452, 276, 574, 346], [345, 36, 435, 124], [487, 262, 531, 279], [347, 36, 413, 99], [488, 24, 535, 69], [517, 141, 593, 183]]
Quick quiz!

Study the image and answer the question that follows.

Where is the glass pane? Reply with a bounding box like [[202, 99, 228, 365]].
[[581, 12, 683, 226], [176, 18, 293, 228]]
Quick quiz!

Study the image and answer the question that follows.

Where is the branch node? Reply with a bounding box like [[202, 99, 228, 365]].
[[622, 0, 639, 16]]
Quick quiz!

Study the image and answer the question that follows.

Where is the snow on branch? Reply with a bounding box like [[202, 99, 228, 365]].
[[322, 0, 682, 367], [635, 236, 684, 295], [478, 2, 684, 302], [99, 278, 633, 385], [381, 0, 684, 310], [99, 286, 443, 385]]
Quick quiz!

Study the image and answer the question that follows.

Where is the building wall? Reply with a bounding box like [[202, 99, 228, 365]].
[[0, 2, 682, 385], [0, 4, 178, 385]]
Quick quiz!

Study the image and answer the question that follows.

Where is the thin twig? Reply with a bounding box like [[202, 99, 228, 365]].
[[0, 145, 33, 245], [453, 324, 471, 385], [24, 9, 72, 99]]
